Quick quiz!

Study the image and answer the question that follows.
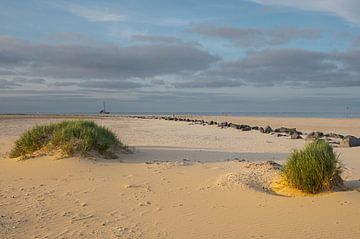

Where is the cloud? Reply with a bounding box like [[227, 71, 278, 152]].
[[192, 25, 321, 47], [202, 48, 360, 88], [354, 35, 360, 47], [68, 5, 125, 22], [0, 79, 21, 89], [336, 49, 360, 73], [0, 35, 219, 86], [50, 82, 79, 87], [250, 0, 360, 25], [1, 34, 359, 91], [151, 79, 166, 85], [13, 77, 45, 84], [132, 35, 188, 45], [173, 79, 244, 88], [78, 80, 149, 89]]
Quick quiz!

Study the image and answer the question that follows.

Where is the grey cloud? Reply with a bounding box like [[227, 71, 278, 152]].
[[13, 77, 45, 84], [78, 80, 149, 89], [50, 80, 150, 89], [0, 69, 17, 75], [200, 48, 360, 88], [173, 79, 244, 88], [0, 35, 219, 81], [192, 25, 321, 47], [0, 79, 21, 89], [132, 35, 201, 49], [250, 0, 360, 25], [68, 5, 126, 22], [50, 82, 78, 87], [151, 79, 166, 85], [355, 36, 360, 47], [336, 49, 360, 72], [132, 35, 184, 44]]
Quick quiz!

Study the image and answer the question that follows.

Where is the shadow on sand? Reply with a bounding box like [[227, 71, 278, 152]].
[[117, 146, 289, 164]]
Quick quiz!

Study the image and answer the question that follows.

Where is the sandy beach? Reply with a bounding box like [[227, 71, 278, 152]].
[[1, 115, 360, 239]]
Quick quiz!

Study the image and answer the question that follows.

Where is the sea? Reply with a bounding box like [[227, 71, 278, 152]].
[[4, 111, 360, 118]]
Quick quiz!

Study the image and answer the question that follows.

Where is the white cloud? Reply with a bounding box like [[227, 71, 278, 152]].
[[251, 0, 360, 24], [68, 5, 126, 22]]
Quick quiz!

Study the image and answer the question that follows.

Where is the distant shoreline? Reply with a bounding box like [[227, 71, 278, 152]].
[[0, 111, 360, 119]]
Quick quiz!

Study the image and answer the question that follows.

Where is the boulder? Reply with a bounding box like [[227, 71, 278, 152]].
[[305, 131, 324, 140], [339, 136, 360, 147], [230, 124, 240, 129], [265, 161, 282, 170], [291, 132, 302, 139], [251, 126, 259, 130], [275, 127, 302, 135], [324, 133, 344, 139], [219, 122, 228, 128], [259, 127, 265, 133], [264, 126, 273, 134], [241, 125, 252, 131], [275, 127, 294, 133]]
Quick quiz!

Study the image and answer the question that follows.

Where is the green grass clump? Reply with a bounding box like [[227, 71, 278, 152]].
[[10, 120, 127, 159], [282, 139, 343, 194]]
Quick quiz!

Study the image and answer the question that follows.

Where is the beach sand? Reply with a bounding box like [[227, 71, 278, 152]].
[[0, 115, 360, 238]]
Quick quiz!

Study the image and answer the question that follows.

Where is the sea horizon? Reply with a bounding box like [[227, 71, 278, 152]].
[[1, 111, 360, 119]]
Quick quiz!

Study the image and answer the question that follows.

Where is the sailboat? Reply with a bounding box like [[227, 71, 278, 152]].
[[99, 101, 110, 114]]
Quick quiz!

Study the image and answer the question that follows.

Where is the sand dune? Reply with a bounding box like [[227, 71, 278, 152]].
[[1, 116, 360, 238]]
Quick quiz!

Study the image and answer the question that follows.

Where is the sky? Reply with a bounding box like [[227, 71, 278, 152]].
[[0, 0, 360, 113]]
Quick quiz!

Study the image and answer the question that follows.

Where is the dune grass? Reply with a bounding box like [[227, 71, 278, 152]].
[[282, 139, 343, 194], [9, 120, 127, 159]]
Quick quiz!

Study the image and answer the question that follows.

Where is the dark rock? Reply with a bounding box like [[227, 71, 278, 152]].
[[238, 124, 248, 129], [339, 136, 360, 147], [259, 127, 264, 133], [305, 131, 324, 140], [291, 132, 302, 139], [230, 124, 240, 129], [290, 130, 303, 135], [251, 126, 259, 130], [265, 161, 282, 169], [275, 127, 299, 134], [219, 122, 228, 128], [264, 126, 272, 134], [241, 125, 252, 131], [325, 133, 344, 139]]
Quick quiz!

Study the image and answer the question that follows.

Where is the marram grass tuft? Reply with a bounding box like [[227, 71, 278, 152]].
[[10, 120, 127, 159], [282, 139, 343, 194]]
